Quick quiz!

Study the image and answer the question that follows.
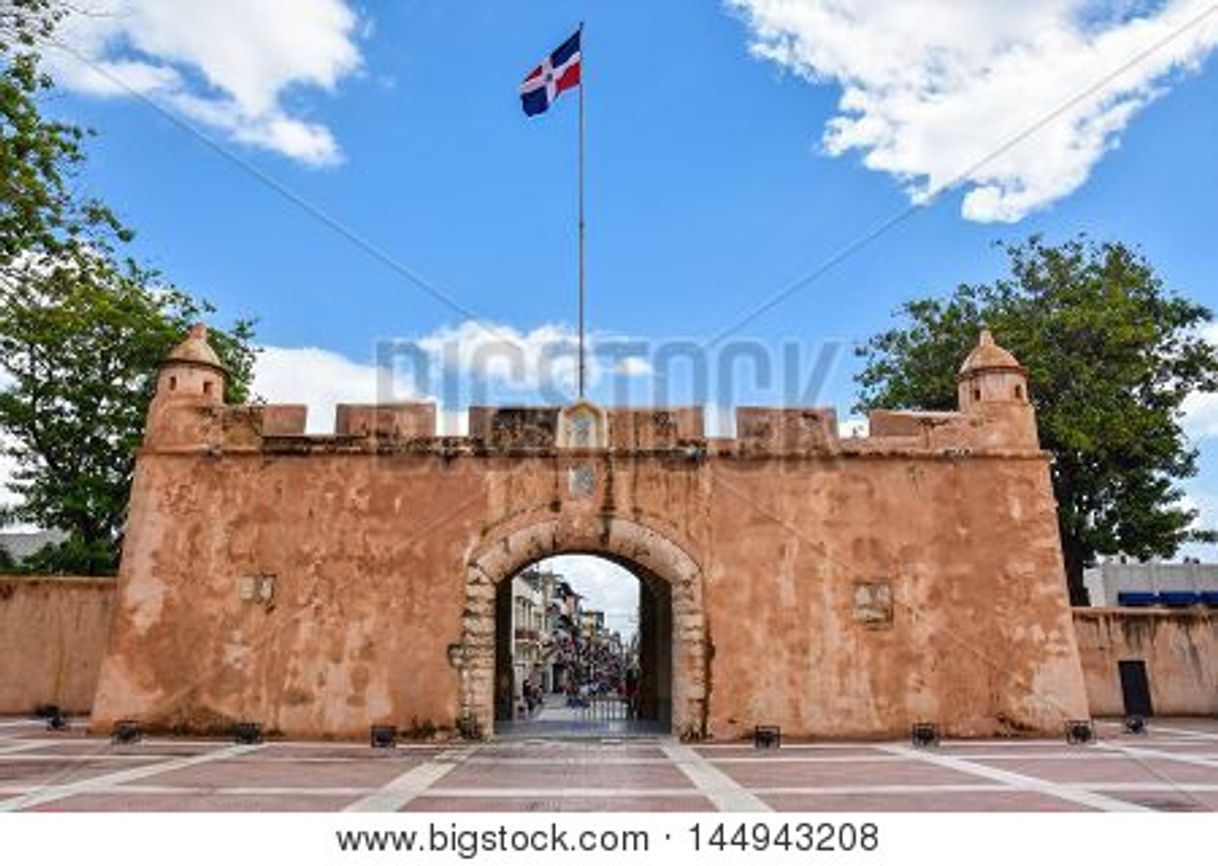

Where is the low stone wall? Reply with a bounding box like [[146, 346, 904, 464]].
[[0, 576, 117, 715], [1073, 608, 1218, 716]]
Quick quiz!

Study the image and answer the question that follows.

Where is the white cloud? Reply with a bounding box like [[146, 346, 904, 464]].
[[729, 0, 1218, 222], [416, 321, 585, 396], [1177, 489, 1218, 561], [50, 0, 363, 166], [0, 409, 35, 531], [254, 345, 397, 434], [1182, 324, 1218, 441], [253, 321, 657, 434], [413, 320, 653, 397], [1181, 490, 1218, 522], [0, 446, 20, 516], [614, 356, 653, 377], [0, 372, 17, 517], [839, 416, 868, 438], [1182, 390, 1218, 440]]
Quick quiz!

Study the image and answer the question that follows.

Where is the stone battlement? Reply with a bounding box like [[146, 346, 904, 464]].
[[146, 401, 1040, 457], [143, 327, 1039, 457]]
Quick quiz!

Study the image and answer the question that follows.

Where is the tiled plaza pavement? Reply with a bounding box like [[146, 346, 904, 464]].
[[2, 717, 1218, 812]]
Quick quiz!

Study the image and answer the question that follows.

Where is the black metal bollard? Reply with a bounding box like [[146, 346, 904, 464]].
[[754, 725, 781, 749]]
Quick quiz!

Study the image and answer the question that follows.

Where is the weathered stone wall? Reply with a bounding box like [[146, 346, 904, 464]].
[[88, 328, 1087, 740], [0, 577, 116, 714], [89, 405, 1088, 739], [1073, 608, 1218, 716], [703, 454, 1083, 738]]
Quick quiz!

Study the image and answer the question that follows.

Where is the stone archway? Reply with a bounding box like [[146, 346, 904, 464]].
[[455, 516, 708, 739]]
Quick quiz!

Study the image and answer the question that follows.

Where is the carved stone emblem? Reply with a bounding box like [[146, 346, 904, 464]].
[[853, 580, 894, 628], [557, 400, 607, 449], [570, 412, 593, 446], [569, 463, 597, 497]]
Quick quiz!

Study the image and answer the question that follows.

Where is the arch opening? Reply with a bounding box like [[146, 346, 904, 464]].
[[493, 555, 672, 738], [457, 516, 707, 740]]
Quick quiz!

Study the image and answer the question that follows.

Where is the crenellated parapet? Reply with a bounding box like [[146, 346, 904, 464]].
[[143, 327, 1042, 459]]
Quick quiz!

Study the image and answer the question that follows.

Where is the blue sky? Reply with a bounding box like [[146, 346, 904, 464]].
[[14, 1, 1218, 566]]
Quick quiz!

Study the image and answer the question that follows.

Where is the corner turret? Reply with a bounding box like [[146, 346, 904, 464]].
[[956, 329, 1028, 411], [155, 324, 227, 405], [145, 324, 228, 449], [956, 329, 1038, 448]]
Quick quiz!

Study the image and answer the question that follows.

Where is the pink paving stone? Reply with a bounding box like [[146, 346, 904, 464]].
[[257, 744, 447, 761], [716, 758, 984, 789], [944, 750, 1119, 760], [5, 719, 1218, 813], [17, 741, 215, 758], [0, 756, 166, 787], [405, 795, 715, 812], [32, 792, 358, 812], [1151, 718, 1218, 732], [0, 734, 79, 745], [1111, 790, 1218, 811], [436, 761, 693, 790], [971, 756, 1218, 785], [137, 756, 426, 789], [480, 744, 667, 760], [938, 741, 1073, 752], [695, 746, 887, 760], [1129, 742, 1218, 755], [760, 790, 1093, 812], [1101, 733, 1213, 744]]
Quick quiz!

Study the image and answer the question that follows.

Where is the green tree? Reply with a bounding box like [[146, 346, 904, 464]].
[[0, 258, 256, 574], [856, 236, 1218, 605], [1, 0, 128, 269], [0, 1, 256, 574]]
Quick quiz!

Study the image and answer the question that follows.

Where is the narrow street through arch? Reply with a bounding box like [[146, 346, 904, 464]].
[[493, 555, 671, 738]]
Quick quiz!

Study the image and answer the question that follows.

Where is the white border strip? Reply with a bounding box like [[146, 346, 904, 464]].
[[343, 745, 478, 812], [4, 781, 1218, 800], [0, 743, 262, 812], [879, 744, 1150, 812], [1106, 744, 1218, 769], [0, 741, 52, 756], [659, 740, 771, 812]]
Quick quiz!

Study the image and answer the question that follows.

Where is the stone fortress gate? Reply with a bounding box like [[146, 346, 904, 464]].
[[90, 326, 1090, 739]]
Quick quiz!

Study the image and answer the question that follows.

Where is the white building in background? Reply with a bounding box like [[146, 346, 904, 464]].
[[510, 575, 546, 705], [1084, 560, 1218, 607]]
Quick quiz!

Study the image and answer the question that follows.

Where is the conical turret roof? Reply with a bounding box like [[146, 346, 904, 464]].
[[958, 329, 1023, 377], [165, 324, 226, 372]]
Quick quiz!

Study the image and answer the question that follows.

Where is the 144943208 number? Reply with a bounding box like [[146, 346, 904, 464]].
[[687, 821, 880, 853]]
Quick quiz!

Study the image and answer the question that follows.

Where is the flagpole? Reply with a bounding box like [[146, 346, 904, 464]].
[[577, 20, 587, 402]]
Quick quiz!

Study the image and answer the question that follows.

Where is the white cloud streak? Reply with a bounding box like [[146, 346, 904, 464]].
[[254, 345, 398, 434], [50, 0, 364, 166], [254, 321, 654, 434], [729, 0, 1218, 222]]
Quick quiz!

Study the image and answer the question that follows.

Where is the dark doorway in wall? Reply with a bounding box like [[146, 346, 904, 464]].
[[1119, 659, 1154, 717]]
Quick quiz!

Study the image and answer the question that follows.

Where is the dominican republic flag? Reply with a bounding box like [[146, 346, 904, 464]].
[[520, 29, 581, 116]]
